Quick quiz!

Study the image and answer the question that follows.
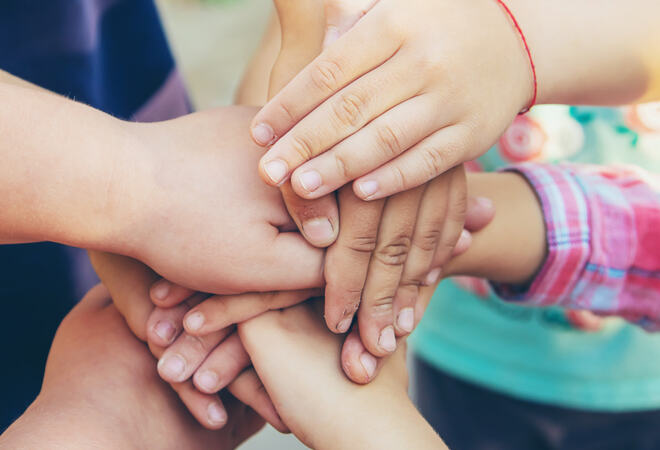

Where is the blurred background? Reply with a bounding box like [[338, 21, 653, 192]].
[[154, 0, 302, 447]]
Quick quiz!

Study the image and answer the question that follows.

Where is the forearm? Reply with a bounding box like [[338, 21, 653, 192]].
[[328, 398, 445, 450], [0, 398, 130, 449], [444, 171, 547, 284], [507, 0, 660, 104], [0, 73, 138, 251]]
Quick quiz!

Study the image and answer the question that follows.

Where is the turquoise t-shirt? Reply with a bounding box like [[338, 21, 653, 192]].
[[412, 103, 660, 411]]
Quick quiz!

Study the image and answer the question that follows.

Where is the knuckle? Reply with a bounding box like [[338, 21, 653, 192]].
[[375, 124, 405, 159], [334, 152, 352, 180], [414, 228, 442, 252], [369, 295, 395, 315], [421, 148, 449, 179], [375, 235, 412, 266], [290, 134, 317, 161], [346, 235, 378, 254], [388, 164, 408, 193], [276, 100, 296, 124], [333, 91, 366, 128], [182, 333, 213, 353], [311, 58, 344, 93]]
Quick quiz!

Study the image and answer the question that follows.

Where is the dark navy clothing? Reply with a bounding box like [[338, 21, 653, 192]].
[[0, 0, 189, 431], [413, 357, 660, 450]]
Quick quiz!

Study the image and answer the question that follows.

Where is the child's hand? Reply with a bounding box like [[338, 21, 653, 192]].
[[252, 0, 533, 200], [122, 106, 324, 294], [89, 251, 286, 431], [30, 284, 264, 450], [238, 298, 445, 450]]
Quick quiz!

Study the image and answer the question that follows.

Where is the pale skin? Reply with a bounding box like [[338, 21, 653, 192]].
[[0, 71, 324, 294], [160, 0, 475, 361], [252, 0, 660, 202], [0, 285, 264, 450], [0, 68, 318, 430], [154, 168, 546, 419]]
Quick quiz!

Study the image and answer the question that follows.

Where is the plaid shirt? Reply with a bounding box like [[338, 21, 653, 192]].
[[493, 163, 660, 331]]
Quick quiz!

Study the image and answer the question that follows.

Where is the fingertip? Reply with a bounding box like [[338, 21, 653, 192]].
[[251, 122, 276, 147], [183, 310, 205, 335], [301, 217, 338, 247], [353, 178, 380, 200], [206, 401, 228, 429], [260, 158, 289, 187], [150, 279, 171, 304]]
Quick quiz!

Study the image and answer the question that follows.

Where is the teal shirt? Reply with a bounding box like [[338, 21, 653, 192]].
[[412, 103, 660, 411]]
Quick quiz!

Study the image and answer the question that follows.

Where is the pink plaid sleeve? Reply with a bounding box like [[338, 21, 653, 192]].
[[491, 163, 660, 331]]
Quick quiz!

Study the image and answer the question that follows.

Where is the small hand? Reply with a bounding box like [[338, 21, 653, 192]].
[[123, 106, 324, 294], [37, 284, 264, 449], [89, 251, 284, 431], [253, 0, 533, 200]]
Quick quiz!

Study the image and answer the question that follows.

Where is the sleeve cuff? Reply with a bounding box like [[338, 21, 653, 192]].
[[490, 163, 591, 306]]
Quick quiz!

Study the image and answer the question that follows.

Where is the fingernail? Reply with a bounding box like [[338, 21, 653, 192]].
[[358, 180, 379, 199], [298, 170, 322, 193], [185, 312, 204, 332], [302, 218, 334, 244], [336, 316, 353, 333], [323, 26, 341, 48], [263, 159, 288, 185], [196, 370, 219, 392], [360, 352, 377, 379], [453, 229, 472, 256], [157, 354, 186, 381], [378, 326, 396, 352], [425, 268, 442, 286], [151, 280, 170, 302], [476, 196, 494, 210], [207, 402, 227, 426], [252, 123, 275, 146], [397, 308, 415, 333], [153, 320, 176, 344]]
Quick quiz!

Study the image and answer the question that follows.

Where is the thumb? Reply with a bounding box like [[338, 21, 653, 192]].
[[323, 0, 380, 48]]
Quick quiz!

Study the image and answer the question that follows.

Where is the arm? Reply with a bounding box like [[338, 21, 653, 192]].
[[0, 72, 138, 250], [0, 285, 262, 449], [251, 0, 660, 203], [445, 163, 660, 330], [238, 299, 445, 450]]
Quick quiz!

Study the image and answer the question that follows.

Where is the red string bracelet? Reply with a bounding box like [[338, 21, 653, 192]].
[[493, 0, 537, 113]]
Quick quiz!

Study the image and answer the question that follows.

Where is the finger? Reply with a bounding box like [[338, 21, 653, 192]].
[[219, 392, 266, 445], [150, 278, 196, 308], [429, 165, 468, 269], [280, 182, 339, 247], [157, 327, 233, 384], [353, 125, 473, 200], [183, 289, 321, 336], [229, 368, 289, 433], [452, 229, 473, 257], [358, 187, 422, 356], [88, 252, 158, 341], [324, 186, 384, 333], [251, 5, 400, 147], [323, 0, 380, 48], [258, 56, 420, 186], [464, 195, 496, 231], [146, 293, 206, 347], [391, 174, 452, 336], [290, 94, 446, 199], [193, 333, 251, 394], [169, 379, 229, 430], [340, 326, 385, 384]]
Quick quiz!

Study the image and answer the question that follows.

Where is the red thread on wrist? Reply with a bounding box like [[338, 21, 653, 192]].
[[493, 0, 537, 113]]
